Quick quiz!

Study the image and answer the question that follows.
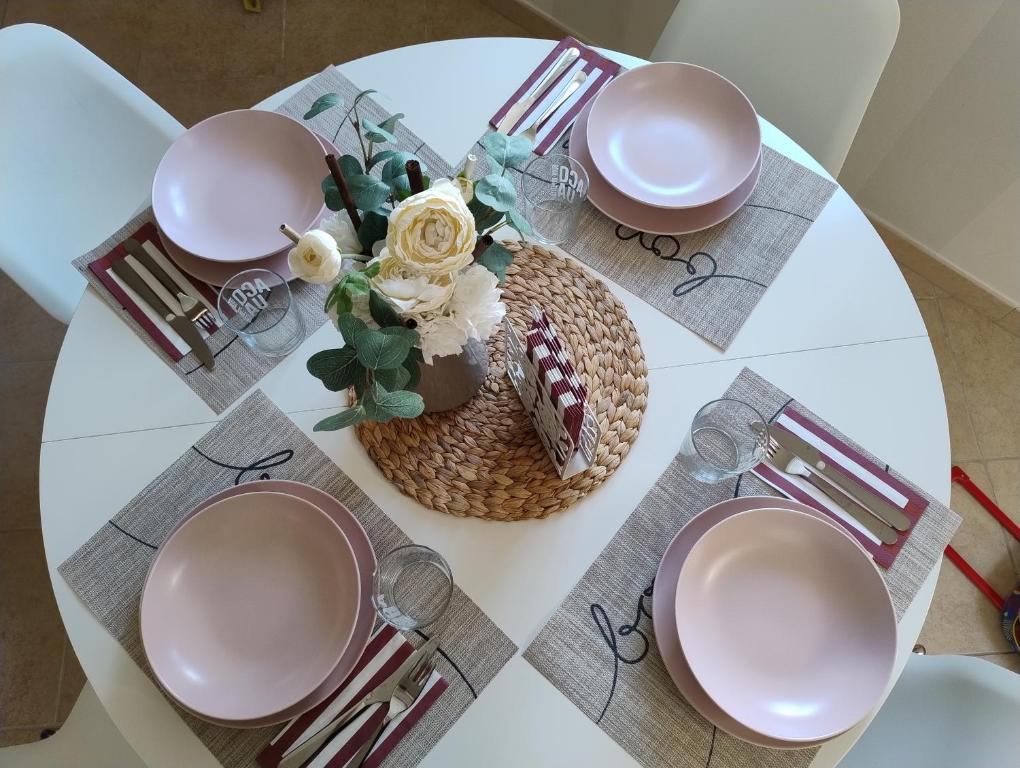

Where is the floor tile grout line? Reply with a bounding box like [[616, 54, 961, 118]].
[[933, 297, 987, 460]]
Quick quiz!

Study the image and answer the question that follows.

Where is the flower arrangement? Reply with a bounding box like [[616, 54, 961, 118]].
[[285, 89, 534, 431]]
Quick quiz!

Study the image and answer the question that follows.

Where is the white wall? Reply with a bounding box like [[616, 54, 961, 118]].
[[524, 0, 1020, 305], [840, 0, 1020, 306]]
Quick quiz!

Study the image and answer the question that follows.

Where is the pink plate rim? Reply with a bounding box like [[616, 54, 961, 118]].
[[139, 490, 361, 723], [586, 62, 761, 210]]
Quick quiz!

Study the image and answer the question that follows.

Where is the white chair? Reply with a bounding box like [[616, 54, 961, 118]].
[[0, 23, 183, 324], [0, 683, 144, 767], [651, 0, 899, 176], [838, 652, 1020, 767]]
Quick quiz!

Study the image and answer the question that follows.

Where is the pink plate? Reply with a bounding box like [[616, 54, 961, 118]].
[[653, 496, 842, 748], [675, 507, 896, 743], [140, 491, 361, 723], [172, 481, 377, 727], [152, 110, 325, 263], [586, 63, 760, 209], [158, 133, 340, 286], [570, 98, 760, 235]]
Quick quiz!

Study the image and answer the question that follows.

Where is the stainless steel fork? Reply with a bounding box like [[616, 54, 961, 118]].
[[519, 69, 587, 144], [349, 654, 437, 768], [177, 291, 219, 334]]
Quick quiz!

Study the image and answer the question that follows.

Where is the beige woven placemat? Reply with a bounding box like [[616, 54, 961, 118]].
[[356, 242, 648, 521]]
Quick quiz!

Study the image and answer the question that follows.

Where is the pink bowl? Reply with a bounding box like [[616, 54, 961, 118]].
[[140, 491, 361, 722], [152, 110, 326, 263], [675, 507, 896, 742], [162, 481, 377, 727], [586, 63, 761, 209], [569, 97, 761, 235], [653, 496, 841, 748]]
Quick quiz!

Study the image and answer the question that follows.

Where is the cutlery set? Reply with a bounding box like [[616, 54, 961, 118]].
[[756, 423, 914, 545]]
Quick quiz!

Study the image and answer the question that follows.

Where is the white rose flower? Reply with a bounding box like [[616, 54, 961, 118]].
[[370, 250, 454, 315], [288, 229, 342, 284], [451, 176, 474, 204], [386, 178, 476, 276], [415, 313, 469, 364], [318, 210, 363, 255], [447, 264, 505, 342]]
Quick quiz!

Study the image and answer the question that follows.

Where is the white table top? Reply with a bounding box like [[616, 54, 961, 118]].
[[39, 38, 947, 768]]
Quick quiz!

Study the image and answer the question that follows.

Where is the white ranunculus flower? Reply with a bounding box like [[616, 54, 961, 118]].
[[386, 178, 476, 276], [318, 210, 363, 255], [415, 313, 469, 364], [370, 250, 454, 315], [447, 264, 505, 342], [451, 176, 474, 204], [288, 229, 342, 284]]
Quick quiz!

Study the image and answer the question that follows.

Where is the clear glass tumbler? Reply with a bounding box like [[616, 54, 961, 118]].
[[678, 398, 769, 484], [372, 545, 454, 631], [520, 153, 589, 244], [217, 269, 305, 357]]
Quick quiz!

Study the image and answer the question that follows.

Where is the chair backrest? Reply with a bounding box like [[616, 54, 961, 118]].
[[0, 24, 183, 324], [651, 0, 899, 175], [838, 653, 1020, 767]]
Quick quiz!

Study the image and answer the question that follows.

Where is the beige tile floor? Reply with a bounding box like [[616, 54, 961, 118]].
[[1, 0, 1018, 748]]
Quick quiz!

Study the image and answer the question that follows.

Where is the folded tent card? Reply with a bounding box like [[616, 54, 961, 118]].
[[505, 308, 601, 478]]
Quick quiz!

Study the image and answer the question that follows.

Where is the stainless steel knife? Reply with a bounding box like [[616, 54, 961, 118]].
[[497, 46, 580, 134], [111, 258, 216, 370], [771, 427, 911, 531]]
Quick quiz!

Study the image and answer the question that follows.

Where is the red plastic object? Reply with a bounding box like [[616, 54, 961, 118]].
[[947, 465, 1019, 612]]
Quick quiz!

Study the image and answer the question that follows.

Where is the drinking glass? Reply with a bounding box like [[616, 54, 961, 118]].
[[372, 545, 453, 631], [678, 398, 769, 483], [520, 153, 589, 244], [217, 269, 305, 357]]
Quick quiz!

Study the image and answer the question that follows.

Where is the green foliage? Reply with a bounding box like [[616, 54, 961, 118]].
[[321, 175, 342, 212], [303, 93, 343, 120], [474, 174, 517, 212], [506, 207, 533, 236], [374, 364, 411, 391], [481, 132, 533, 173], [361, 118, 397, 144], [313, 405, 366, 431], [338, 154, 362, 180], [348, 174, 390, 213], [337, 314, 367, 345], [377, 113, 404, 134], [381, 151, 425, 184], [476, 240, 515, 284], [357, 210, 389, 254], [361, 381, 424, 422], [354, 327, 412, 370], [306, 347, 364, 392], [367, 149, 397, 171], [369, 288, 401, 327]]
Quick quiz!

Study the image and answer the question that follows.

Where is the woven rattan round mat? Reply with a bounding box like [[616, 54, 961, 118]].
[[355, 241, 648, 521]]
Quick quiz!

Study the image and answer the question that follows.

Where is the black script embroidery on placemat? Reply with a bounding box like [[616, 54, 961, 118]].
[[191, 446, 295, 485], [589, 581, 654, 723]]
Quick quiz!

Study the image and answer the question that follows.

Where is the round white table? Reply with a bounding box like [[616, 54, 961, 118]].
[[40, 38, 948, 768]]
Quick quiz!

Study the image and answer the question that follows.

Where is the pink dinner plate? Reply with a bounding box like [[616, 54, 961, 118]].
[[676, 507, 897, 743], [653, 496, 841, 749], [140, 491, 362, 723], [570, 97, 760, 235], [173, 481, 378, 727], [152, 110, 326, 263], [586, 62, 761, 209], [158, 133, 340, 286]]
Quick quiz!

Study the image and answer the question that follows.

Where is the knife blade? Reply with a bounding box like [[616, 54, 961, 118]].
[[111, 259, 215, 370], [280, 634, 440, 768], [771, 427, 911, 531], [497, 46, 580, 134]]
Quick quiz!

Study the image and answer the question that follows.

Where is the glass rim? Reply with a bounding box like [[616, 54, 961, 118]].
[[216, 268, 292, 335], [374, 544, 454, 629], [690, 397, 769, 469]]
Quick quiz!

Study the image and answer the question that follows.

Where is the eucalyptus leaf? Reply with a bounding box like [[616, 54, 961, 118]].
[[337, 314, 367, 346], [377, 113, 404, 134], [369, 289, 401, 328], [338, 154, 362, 180], [362, 381, 424, 422], [313, 405, 365, 431], [357, 211, 389, 255], [336, 291, 353, 314], [380, 325, 419, 344], [307, 347, 364, 392], [402, 356, 422, 389], [361, 260, 382, 278], [476, 240, 515, 284], [474, 174, 517, 213], [381, 152, 426, 184], [321, 175, 343, 212], [506, 207, 533, 236], [348, 174, 390, 213], [354, 328, 411, 370], [374, 364, 411, 391], [361, 118, 397, 144], [481, 132, 532, 172], [303, 92, 342, 120], [367, 149, 397, 171]]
